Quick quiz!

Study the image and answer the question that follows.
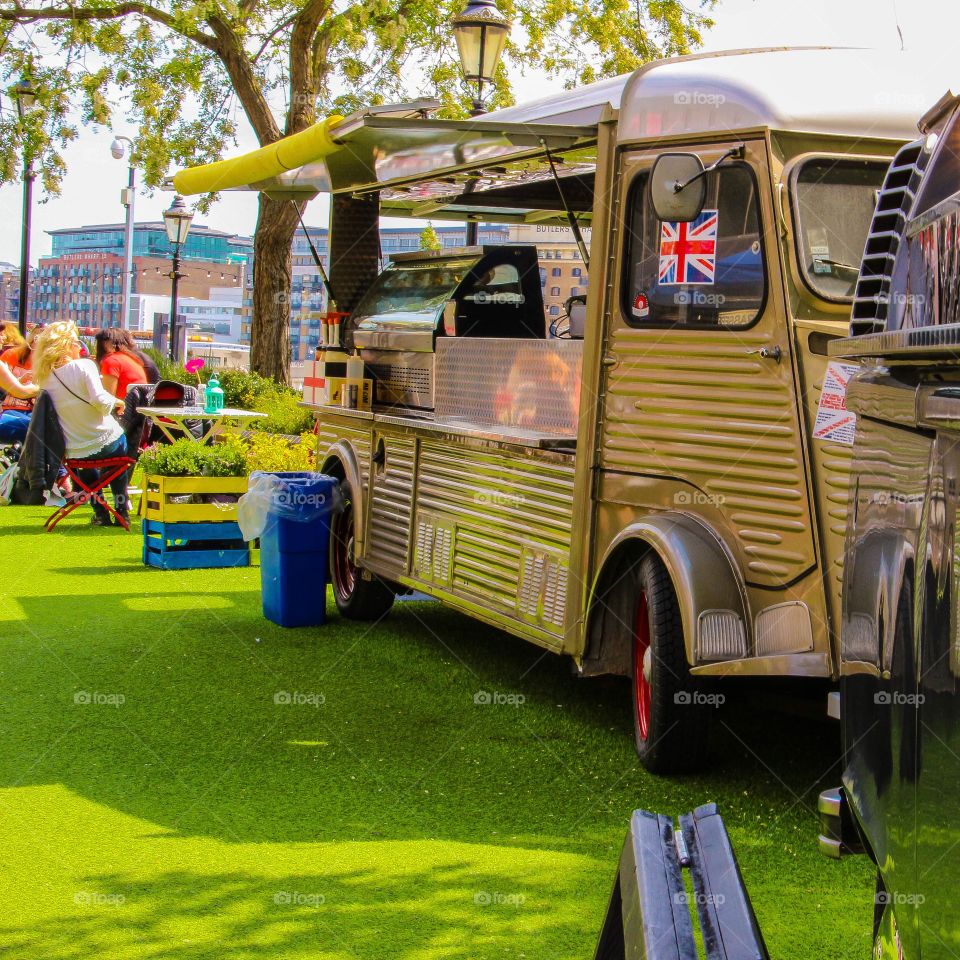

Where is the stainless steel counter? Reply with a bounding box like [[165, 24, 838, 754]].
[[303, 402, 576, 450]]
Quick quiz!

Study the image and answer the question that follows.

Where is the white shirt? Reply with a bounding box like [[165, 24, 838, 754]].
[[39, 358, 123, 459]]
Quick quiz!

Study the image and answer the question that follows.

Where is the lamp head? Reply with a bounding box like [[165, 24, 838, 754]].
[[451, 0, 510, 98], [163, 194, 194, 246]]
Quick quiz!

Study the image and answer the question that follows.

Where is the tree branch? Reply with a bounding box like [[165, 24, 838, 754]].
[[286, 0, 330, 133], [0, 1, 219, 51], [251, 10, 298, 64], [207, 13, 280, 145]]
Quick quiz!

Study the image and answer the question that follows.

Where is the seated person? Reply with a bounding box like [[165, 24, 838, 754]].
[[34, 322, 128, 527], [0, 361, 39, 440], [0, 327, 36, 443], [95, 328, 150, 400]]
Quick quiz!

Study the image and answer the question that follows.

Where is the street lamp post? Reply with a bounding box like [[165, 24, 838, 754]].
[[111, 135, 136, 329], [14, 78, 37, 337], [451, 0, 510, 246], [163, 195, 193, 361]]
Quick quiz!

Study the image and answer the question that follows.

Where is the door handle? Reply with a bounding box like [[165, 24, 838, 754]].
[[602, 355, 619, 367], [749, 345, 782, 363]]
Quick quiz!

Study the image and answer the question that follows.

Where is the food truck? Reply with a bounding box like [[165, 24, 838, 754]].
[[174, 47, 951, 773]]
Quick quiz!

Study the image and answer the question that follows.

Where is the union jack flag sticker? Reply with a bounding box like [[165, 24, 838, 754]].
[[658, 209, 718, 285]]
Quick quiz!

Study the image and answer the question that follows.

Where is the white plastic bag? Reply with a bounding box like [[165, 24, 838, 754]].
[[236, 472, 342, 542]]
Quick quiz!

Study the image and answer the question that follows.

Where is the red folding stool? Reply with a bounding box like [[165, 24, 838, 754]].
[[45, 456, 136, 532]]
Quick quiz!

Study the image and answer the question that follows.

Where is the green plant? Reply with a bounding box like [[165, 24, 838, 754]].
[[241, 432, 315, 473], [252, 391, 316, 435], [138, 438, 247, 478], [217, 370, 281, 410]]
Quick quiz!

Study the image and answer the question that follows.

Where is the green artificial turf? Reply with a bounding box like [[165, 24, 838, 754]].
[[0, 505, 874, 958]]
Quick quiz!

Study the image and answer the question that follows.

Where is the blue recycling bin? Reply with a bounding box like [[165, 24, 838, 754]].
[[258, 472, 338, 627]]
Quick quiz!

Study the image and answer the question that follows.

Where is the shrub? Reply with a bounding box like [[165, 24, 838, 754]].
[[217, 369, 280, 409], [253, 391, 316, 435], [242, 432, 316, 473]]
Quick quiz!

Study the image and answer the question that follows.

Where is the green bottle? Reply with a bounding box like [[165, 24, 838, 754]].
[[204, 373, 224, 413]]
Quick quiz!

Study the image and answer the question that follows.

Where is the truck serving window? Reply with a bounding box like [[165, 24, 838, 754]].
[[792, 157, 888, 302], [623, 164, 765, 329]]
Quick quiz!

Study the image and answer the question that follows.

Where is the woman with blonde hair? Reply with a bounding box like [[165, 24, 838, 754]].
[[35, 322, 129, 525]]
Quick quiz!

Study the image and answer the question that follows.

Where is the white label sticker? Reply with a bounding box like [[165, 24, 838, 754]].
[[813, 361, 859, 445]]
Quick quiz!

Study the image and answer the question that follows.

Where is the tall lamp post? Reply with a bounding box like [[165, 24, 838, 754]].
[[14, 78, 37, 336], [163, 194, 193, 361], [451, 0, 510, 246], [110, 135, 136, 329]]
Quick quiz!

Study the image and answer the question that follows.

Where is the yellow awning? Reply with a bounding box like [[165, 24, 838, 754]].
[[172, 115, 344, 195]]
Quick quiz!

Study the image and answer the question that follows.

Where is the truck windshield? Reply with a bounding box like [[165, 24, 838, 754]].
[[793, 158, 888, 302], [353, 258, 476, 329]]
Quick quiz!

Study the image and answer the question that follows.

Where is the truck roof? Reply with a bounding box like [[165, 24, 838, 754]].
[[488, 47, 952, 144]]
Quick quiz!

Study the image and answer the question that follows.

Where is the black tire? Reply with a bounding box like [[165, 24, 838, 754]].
[[329, 479, 395, 621], [630, 554, 711, 773]]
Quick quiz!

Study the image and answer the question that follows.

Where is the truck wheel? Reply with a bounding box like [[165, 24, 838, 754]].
[[631, 554, 710, 773], [329, 480, 395, 621]]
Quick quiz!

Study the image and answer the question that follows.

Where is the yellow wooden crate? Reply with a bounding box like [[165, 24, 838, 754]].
[[142, 475, 249, 524]]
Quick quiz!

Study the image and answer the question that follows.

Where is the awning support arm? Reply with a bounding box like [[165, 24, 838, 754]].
[[291, 200, 337, 307], [540, 138, 590, 269]]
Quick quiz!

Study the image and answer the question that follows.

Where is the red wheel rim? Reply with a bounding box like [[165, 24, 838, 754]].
[[331, 495, 357, 603], [633, 591, 652, 741]]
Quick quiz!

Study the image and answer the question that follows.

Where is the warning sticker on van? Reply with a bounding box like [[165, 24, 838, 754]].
[[813, 361, 859, 445]]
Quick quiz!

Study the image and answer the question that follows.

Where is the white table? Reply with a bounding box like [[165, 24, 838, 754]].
[[136, 405, 265, 444]]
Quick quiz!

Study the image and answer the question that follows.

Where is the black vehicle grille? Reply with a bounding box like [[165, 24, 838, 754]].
[[850, 138, 931, 336]]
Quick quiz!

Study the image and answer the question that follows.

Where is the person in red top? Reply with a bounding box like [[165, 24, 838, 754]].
[[95, 329, 148, 401], [0, 327, 35, 442]]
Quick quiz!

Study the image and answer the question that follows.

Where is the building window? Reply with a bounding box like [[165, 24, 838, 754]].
[[572, 267, 582, 277], [550, 286, 560, 296], [551, 268, 561, 277], [548, 305, 560, 316]]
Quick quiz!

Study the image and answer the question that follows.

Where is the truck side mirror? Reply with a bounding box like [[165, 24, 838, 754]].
[[651, 153, 707, 222]]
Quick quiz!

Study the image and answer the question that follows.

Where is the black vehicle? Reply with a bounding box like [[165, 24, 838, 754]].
[[822, 91, 960, 959], [592, 92, 960, 959]]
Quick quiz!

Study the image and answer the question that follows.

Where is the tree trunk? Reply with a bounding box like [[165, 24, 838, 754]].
[[250, 194, 299, 382]]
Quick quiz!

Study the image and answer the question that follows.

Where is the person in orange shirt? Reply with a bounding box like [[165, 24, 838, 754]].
[[0, 327, 35, 443], [94, 329, 148, 401]]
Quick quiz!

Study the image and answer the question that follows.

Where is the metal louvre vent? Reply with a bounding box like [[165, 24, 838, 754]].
[[413, 514, 454, 585], [754, 602, 814, 656], [517, 549, 568, 627], [850, 139, 930, 337], [697, 610, 747, 661]]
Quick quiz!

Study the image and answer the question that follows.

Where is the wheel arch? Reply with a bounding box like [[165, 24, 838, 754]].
[[841, 527, 915, 676], [319, 440, 365, 556], [581, 513, 750, 674]]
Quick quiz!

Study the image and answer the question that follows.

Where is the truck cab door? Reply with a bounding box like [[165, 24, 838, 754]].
[[598, 140, 817, 591]]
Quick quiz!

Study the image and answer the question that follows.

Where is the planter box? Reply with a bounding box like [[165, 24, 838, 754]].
[[142, 475, 248, 524], [143, 519, 249, 570]]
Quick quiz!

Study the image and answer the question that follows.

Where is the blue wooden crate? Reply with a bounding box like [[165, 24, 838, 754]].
[[142, 519, 250, 570]]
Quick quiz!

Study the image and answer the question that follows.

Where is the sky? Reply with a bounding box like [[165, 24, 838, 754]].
[[1, 0, 957, 267]]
